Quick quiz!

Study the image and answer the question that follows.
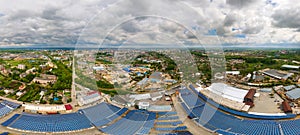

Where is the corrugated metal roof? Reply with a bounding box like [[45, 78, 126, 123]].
[[244, 89, 256, 101], [286, 88, 300, 100], [260, 88, 272, 92], [207, 83, 248, 102], [282, 101, 292, 113], [263, 69, 293, 80], [281, 65, 300, 69], [283, 85, 296, 91], [82, 92, 100, 100]]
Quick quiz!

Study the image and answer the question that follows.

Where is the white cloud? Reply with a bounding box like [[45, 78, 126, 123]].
[[0, 0, 299, 47]]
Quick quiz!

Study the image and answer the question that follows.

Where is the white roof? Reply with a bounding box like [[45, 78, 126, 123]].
[[248, 112, 287, 116], [93, 66, 105, 70], [226, 71, 240, 75], [138, 102, 150, 106], [281, 65, 300, 69], [147, 105, 172, 112], [206, 83, 248, 102], [23, 104, 66, 111], [129, 93, 151, 100], [260, 88, 272, 92]]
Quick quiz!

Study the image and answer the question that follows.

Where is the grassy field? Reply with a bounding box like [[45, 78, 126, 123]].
[[4, 59, 47, 69]]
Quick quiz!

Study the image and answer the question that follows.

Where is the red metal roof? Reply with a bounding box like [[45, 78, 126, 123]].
[[244, 89, 256, 101], [64, 104, 73, 110], [282, 101, 292, 113]]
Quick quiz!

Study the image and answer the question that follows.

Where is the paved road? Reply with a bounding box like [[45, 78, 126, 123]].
[[70, 55, 77, 107]]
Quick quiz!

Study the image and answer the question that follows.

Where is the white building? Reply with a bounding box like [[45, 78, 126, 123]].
[[226, 71, 240, 75], [16, 91, 23, 97], [78, 92, 102, 106], [138, 102, 150, 110], [32, 74, 57, 84], [17, 64, 26, 70], [23, 104, 66, 112], [281, 65, 300, 70], [206, 83, 248, 103]]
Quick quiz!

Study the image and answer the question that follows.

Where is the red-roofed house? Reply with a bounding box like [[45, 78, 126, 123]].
[[64, 104, 73, 112]]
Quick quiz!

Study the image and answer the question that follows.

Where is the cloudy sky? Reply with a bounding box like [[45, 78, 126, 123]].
[[0, 0, 299, 48]]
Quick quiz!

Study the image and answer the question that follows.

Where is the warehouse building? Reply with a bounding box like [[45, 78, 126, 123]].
[[286, 88, 300, 100]]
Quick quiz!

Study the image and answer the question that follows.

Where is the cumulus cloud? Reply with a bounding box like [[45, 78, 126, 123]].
[[226, 0, 258, 8], [272, 7, 300, 31], [224, 13, 239, 27], [0, 0, 299, 47]]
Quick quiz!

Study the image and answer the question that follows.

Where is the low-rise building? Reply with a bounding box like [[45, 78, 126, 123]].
[[226, 71, 240, 75], [17, 64, 26, 70], [4, 89, 14, 94], [78, 91, 102, 106], [283, 85, 296, 91], [282, 100, 292, 113], [262, 69, 293, 80], [149, 72, 162, 83], [281, 65, 300, 70], [16, 91, 23, 97], [244, 89, 256, 107], [138, 102, 150, 110], [286, 88, 300, 100], [33, 74, 57, 84]]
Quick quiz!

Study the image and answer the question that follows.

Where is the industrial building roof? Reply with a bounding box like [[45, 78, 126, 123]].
[[149, 72, 162, 80], [282, 101, 292, 113], [244, 89, 256, 101], [260, 88, 272, 92], [286, 88, 300, 100], [206, 83, 248, 102], [281, 65, 300, 69], [283, 85, 296, 91], [147, 105, 172, 112], [263, 69, 293, 80], [225, 71, 240, 75]]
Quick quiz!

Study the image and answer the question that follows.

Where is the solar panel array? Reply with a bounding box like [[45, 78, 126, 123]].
[[180, 88, 300, 135], [0, 100, 20, 117], [100, 110, 156, 135], [6, 112, 92, 132], [80, 102, 128, 127]]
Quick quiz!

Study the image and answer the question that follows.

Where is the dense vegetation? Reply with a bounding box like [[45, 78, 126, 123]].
[[18, 84, 41, 102], [96, 80, 114, 89], [50, 60, 72, 90]]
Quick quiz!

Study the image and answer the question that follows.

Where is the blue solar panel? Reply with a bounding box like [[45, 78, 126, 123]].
[[1, 114, 20, 126], [157, 116, 179, 120], [180, 89, 205, 109], [0, 106, 12, 117], [1, 100, 20, 109], [81, 102, 127, 127], [158, 111, 177, 116], [180, 88, 284, 135], [7, 112, 92, 132], [188, 84, 296, 119], [156, 121, 183, 126], [0, 132, 9, 135], [155, 126, 187, 131], [100, 110, 155, 135]]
